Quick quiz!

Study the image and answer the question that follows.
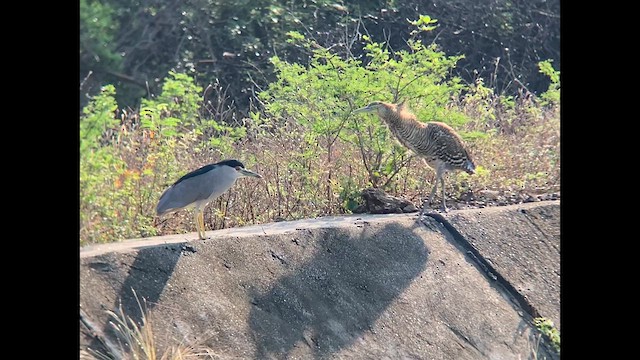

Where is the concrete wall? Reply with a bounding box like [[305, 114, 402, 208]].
[[80, 201, 560, 359]]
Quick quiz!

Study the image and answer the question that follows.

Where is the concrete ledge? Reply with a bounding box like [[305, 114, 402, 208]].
[[80, 201, 560, 359], [80, 213, 417, 258], [431, 201, 560, 331]]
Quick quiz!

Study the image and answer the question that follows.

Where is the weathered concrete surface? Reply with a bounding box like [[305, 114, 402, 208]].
[[434, 201, 561, 332], [80, 202, 560, 359]]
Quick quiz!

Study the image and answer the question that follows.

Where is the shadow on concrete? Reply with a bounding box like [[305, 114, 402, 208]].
[[87, 243, 186, 356], [248, 222, 428, 359]]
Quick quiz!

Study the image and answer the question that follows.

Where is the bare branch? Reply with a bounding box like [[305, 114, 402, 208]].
[[80, 71, 93, 91], [105, 70, 147, 89], [382, 155, 414, 188]]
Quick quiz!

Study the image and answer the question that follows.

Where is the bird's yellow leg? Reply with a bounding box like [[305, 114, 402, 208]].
[[193, 210, 201, 239], [198, 210, 206, 239]]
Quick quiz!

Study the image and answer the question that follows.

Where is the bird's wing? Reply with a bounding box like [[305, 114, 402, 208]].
[[428, 122, 473, 167], [157, 175, 217, 214]]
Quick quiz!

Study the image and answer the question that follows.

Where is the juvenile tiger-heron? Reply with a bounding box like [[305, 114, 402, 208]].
[[353, 101, 476, 213]]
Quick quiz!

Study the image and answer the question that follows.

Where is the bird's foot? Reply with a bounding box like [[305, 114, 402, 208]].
[[418, 201, 428, 216], [418, 201, 438, 218]]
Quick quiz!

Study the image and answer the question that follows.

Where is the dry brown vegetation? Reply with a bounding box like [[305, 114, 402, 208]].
[[151, 99, 559, 239], [81, 291, 217, 360], [80, 74, 559, 246]]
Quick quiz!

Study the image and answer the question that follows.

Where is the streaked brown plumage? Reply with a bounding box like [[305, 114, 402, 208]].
[[353, 101, 476, 212]]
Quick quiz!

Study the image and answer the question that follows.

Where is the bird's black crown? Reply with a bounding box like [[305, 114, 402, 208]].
[[216, 159, 245, 169]]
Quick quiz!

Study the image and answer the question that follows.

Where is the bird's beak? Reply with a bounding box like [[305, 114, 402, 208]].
[[353, 106, 371, 114], [239, 168, 262, 178]]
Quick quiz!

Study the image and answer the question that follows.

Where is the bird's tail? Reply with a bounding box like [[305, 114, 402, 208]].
[[465, 161, 476, 175]]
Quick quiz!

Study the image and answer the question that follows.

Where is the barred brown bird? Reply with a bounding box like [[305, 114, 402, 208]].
[[353, 100, 476, 213]]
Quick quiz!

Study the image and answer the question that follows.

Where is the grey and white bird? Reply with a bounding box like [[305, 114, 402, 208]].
[[156, 159, 262, 239], [353, 101, 476, 213]]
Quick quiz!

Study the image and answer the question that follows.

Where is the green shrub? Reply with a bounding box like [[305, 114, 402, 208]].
[[538, 60, 560, 106], [80, 16, 560, 245], [259, 17, 468, 196], [80, 71, 249, 245], [534, 317, 560, 353]]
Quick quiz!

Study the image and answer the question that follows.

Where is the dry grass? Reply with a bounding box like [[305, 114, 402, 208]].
[[465, 105, 560, 194], [82, 290, 216, 360], [81, 95, 560, 244]]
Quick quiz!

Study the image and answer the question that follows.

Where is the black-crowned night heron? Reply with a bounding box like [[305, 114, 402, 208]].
[[156, 159, 262, 239], [353, 101, 475, 213]]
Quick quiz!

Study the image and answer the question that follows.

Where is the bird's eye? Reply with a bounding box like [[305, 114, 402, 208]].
[[235, 166, 242, 171]]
